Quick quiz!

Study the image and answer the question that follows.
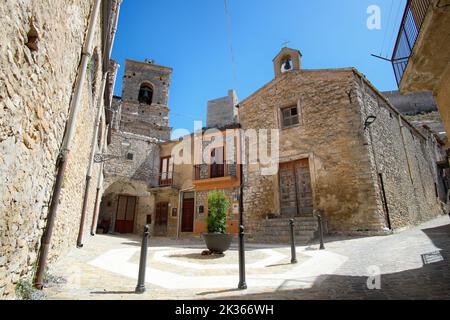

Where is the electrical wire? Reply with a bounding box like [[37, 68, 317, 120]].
[[104, 106, 201, 121], [381, 0, 395, 57], [388, 0, 406, 57], [224, 0, 238, 85]]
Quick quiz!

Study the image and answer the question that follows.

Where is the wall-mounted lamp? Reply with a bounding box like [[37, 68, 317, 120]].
[[364, 115, 377, 130], [95, 137, 133, 163]]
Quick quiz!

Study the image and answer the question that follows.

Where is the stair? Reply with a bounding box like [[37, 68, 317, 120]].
[[248, 216, 319, 245]]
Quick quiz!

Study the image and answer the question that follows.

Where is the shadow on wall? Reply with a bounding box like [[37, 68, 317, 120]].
[[211, 223, 450, 300]]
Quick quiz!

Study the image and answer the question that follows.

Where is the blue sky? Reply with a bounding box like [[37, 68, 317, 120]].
[[112, 0, 407, 136]]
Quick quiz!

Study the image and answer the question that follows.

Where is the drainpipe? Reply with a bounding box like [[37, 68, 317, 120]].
[[91, 125, 109, 236], [76, 74, 107, 248], [399, 115, 415, 184], [34, 0, 103, 290], [77, 0, 122, 246]]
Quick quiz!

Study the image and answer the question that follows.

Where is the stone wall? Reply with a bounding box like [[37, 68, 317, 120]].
[[239, 69, 384, 235], [239, 67, 446, 237], [435, 67, 450, 144], [101, 132, 160, 236], [206, 90, 239, 129], [0, 0, 107, 297], [355, 73, 446, 230], [119, 60, 172, 141], [104, 132, 160, 185], [383, 90, 438, 116]]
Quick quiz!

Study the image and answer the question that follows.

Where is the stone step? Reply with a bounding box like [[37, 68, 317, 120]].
[[249, 231, 316, 243], [250, 216, 320, 244], [249, 237, 314, 245], [257, 225, 318, 230], [257, 226, 318, 232], [262, 220, 318, 227]]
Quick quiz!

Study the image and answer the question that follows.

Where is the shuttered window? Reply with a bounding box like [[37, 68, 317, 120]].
[[281, 105, 300, 128]]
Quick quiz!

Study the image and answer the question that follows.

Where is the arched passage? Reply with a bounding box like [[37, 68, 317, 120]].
[[97, 178, 154, 235]]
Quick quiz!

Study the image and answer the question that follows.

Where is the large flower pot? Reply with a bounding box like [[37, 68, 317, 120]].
[[202, 233, 234, 254]]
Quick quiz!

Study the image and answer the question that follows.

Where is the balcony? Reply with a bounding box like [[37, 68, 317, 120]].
[[149, 173, 176, 190], [392, 0, 432, 86], [194, 164, 237, 181]]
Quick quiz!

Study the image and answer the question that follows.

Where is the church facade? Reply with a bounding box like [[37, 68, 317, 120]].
[[239, 48, 448, 242]]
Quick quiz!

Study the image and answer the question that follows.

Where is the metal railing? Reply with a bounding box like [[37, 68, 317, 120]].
[[148, 173, 174, 188], [194, 164, 233, 180], [392, 0, 432, 86]]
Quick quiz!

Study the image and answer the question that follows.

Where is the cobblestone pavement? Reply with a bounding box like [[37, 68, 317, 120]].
[[44, 216, 450, 300]]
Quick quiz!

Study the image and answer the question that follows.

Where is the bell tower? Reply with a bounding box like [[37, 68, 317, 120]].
[[119, 59, 172, 141], [273, 47, 302, 78]]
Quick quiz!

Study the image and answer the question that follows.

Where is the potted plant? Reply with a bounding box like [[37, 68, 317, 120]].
[[202, 191, 234, 254]]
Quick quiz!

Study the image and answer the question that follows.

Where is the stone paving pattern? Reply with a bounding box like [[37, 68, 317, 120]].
[[44, 216, 450, 300]]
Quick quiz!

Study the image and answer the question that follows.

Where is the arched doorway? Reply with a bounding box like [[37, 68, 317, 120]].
[[98, 179, 153, 235]]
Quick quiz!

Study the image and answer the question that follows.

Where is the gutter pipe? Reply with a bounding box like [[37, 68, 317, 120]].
[[77, 0, 122, 246], [34, 0, 103, 289], [91, 125, 109, 235]]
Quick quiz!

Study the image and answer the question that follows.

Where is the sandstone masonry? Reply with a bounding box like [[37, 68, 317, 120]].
[[0, 0, 120, 298], [239, 48, 447, 240]]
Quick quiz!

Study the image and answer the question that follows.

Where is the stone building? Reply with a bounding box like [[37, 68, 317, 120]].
[[191, 125, 242, 235], [384, 90, 447, 143], [100, 66, 242, 237], [98, 59, 172, 236], [145, 127, 242, 236], [391, 0, 450, 145], [239, 47, 448, 243], [0, 0, 122, 297], [206, 89, 239, 128]]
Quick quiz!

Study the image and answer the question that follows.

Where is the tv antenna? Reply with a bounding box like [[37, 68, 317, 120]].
[[370, 54, 392, 62]]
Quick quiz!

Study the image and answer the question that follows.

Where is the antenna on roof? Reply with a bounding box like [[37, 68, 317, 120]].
[[370, 54, 392, 62], [281, 41, 290, 48]]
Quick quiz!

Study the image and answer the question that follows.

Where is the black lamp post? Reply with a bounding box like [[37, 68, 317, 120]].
[[238, 126, 247, 290]]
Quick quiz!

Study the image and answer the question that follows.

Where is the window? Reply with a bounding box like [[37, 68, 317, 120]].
[[160, 156, 173, 186], [138, 84, 153, 105], [126, 153, 134, 161], [210, 147, 225, 178], [281, 105, 300, 128]]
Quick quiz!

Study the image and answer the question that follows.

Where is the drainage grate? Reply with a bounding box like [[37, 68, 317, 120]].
[[421, 251, 444, 265]]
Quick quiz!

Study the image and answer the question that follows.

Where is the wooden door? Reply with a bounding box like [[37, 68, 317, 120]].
[[295, 159, 313, 215], [279, 159, 313, 216], [154, 202, 169, 236], [280, 162, 298, 216], [115, 195, 136, 234], [181, 198, 195, 232]]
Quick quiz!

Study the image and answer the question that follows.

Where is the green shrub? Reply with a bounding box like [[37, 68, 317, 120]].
[[207, 191, 231, 234], [15, 279, 38, 300], [14, 263, 49, 300]]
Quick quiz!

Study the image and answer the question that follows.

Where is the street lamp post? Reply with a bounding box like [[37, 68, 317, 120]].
[[238, 126, 247, 290]]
